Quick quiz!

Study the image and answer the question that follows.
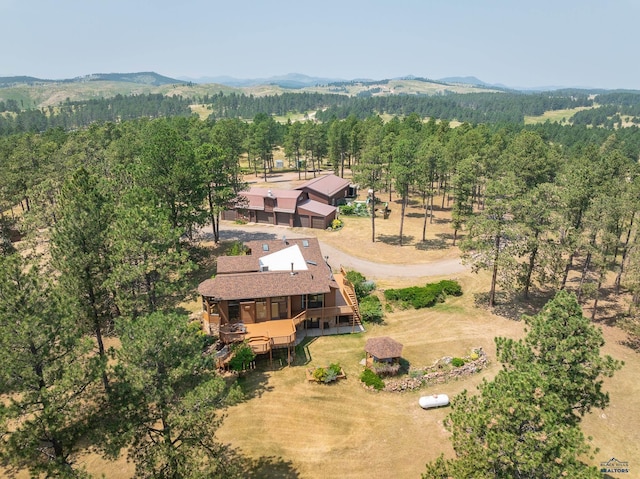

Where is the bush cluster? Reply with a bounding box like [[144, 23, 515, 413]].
[[329, 218, 343, 230], [383, 280, 462, 309], [345, 270, 376, 300], [312, 363, 343, 383], [359, 295, 383, 323], [360, 368, 385, 390], [451, 357, 465, 367], [229, 343, 256, 371], [339, 202, 369, 217]]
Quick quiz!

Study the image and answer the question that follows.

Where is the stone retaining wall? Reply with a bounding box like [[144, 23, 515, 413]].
[[382, 348, 488, 392]]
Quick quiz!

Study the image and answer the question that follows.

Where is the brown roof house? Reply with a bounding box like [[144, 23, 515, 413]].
[[222, 174, 353, 229], [364, 337, 403, 367], [198, 237, 363, 361], [295, 174, 353, 206]]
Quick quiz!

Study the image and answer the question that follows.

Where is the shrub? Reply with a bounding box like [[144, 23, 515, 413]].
[[229, 343, 256, 371], [339, 204, 356, 215], [383, 280, 462, 309], [340, 202, 369, 217], [313, 367, 328, 382], [360, 368, 385, 390], [359, 295, 383, 323], [227, 240, 247, 256], [346, 270, 375, 300], [330, 218, 343, 230], [438, 279, 463, 297], [451, 357, 465, 367], [311, 363, 343, 383]]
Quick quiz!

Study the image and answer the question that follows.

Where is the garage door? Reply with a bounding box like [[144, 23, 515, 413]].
[[276, 212, 290, 226], [300, 215, 310, 228], [312, 216, 325, 229], [256, 211, 271, 224]]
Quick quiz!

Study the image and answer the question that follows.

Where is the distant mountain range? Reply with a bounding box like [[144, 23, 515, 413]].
[[179, 72, 346, 89], [179, 73, 508, 90], [0, 72, 186, 88], [0, 71, 621, 93]]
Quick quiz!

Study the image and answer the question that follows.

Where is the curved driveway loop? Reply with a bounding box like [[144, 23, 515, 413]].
[[211, 223, 468, 280]]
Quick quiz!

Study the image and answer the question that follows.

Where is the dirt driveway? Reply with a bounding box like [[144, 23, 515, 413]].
[[212, 222, 468, 279]]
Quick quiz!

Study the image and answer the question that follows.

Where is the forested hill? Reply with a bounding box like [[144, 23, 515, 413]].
[[0, 72, 186, 88], [2, 71, 640, 135]]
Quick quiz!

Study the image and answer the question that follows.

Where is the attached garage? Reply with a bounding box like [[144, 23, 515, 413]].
[[296, 199, 337, 230], [312, 216, 326, 229]]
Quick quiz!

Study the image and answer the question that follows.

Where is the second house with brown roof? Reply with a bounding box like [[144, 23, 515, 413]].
[[222, 174, 353, 229]]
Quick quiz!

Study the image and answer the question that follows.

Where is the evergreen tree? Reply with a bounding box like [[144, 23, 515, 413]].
[[50, 167, 114, 393], [110, 312, 242, 478], [105, 186, 194, 318], [425, 291, 621, 478], [0, 254, 102, 478], [353, 116, 386, 243]]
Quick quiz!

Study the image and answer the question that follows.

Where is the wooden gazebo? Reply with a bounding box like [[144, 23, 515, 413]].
[[364, 337, 403, 366]]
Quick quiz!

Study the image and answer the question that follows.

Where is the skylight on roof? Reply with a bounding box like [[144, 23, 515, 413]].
[[302, 240, 309, 248], [262, 244, 269, 251]]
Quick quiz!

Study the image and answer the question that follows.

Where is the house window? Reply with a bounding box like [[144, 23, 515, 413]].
[[303, 293, 324, 309], [228, 301, 240, 322], [271, 296, 288, 319], [256, 300, 267, 320], [305, 318, 320, 329]]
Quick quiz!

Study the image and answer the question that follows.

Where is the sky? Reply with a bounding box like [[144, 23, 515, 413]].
[[1, 0, 639, 90]]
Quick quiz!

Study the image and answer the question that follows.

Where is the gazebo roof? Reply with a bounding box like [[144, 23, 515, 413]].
[[364, 337, 403, 359]]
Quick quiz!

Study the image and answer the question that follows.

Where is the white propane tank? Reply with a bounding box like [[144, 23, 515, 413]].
[[419, 394, 450, 409]]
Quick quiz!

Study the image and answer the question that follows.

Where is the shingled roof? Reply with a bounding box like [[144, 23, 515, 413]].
[[198, 237, 338, 300], [297, 199, 337, 216], [364, 337, 403, 359], [242, 187, 302, 213], [296, 174, 351, 197]]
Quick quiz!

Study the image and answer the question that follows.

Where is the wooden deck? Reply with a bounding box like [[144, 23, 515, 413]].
[[244, 319, 296, 354], [245, 319, 296, 343]]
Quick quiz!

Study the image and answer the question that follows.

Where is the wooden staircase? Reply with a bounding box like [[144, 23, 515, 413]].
[[340, 267, 362, 329]]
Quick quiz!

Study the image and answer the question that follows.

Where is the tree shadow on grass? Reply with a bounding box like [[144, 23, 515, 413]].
[[292, 336, 317, 366], [473, 290, 554, 322], [232, 368, 273, 401], [415, 238, 448, 250], [587, 285, 633, 327], [243, 455, 300, 478], [436, 232, 457, 241], [377, 234, 415, 246], [217, 230, 280, 243]]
